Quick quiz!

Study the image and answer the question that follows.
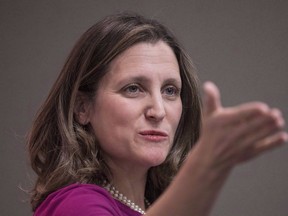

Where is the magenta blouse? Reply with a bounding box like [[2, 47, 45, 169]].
[[34, 183, 142, 216]]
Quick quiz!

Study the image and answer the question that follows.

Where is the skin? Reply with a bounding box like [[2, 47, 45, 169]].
[[81, 41, 182, 208]]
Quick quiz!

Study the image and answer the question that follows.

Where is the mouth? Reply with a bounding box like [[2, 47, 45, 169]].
[[139, 130, 168, 142]]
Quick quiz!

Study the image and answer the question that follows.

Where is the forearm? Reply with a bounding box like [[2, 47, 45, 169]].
[[146, 145, 231, 216]]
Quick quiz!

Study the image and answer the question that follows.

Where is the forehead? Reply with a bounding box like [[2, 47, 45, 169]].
[[106, 41, 180, 79], [113, 41, 177, 63]]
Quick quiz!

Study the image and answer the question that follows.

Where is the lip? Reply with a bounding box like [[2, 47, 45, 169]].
[[139, 130, 168, 142]]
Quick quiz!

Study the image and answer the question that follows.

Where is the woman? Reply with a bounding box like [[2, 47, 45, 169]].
[[28, 13, 287, 216]]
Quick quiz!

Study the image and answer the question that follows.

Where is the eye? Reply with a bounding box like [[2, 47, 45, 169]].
[[126, 84, 139, 93], [162, 85, 180, 96], [122, 84, 143, 97]]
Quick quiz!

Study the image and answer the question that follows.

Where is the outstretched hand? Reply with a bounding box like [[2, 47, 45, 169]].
[[197, 82, 288, 170]]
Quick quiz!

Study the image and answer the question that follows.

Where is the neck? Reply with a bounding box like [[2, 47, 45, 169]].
[[105, 158, 149, 210]]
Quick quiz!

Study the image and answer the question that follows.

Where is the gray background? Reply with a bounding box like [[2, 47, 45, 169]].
[[1, 1, 287, 216]]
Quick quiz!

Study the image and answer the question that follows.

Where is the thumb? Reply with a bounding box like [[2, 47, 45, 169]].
[[203, 81, 222, 116]]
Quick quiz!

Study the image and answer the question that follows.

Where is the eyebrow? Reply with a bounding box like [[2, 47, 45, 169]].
[[162, 78, 182, 87], [117, 75, 182, 87], [125, 75, 150, 84]]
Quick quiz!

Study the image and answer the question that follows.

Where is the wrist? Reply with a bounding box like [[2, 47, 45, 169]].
[[185, 142, 233, 180]]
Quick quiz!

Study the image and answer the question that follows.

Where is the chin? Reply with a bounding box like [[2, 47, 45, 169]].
[[142, 152, 168, 168]]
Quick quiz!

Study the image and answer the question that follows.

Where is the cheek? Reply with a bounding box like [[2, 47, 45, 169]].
[[92, 98, 140, 136], [105, 99, 140, 123]]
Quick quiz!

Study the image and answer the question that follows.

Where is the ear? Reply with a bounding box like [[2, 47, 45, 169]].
[[74, 91, 91, 125]]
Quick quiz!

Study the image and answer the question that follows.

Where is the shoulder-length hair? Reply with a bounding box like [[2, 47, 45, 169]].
[[28, 12, 202, 210]]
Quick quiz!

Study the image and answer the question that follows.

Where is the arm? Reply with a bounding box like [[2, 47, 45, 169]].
[[146, 82, 288, 216]]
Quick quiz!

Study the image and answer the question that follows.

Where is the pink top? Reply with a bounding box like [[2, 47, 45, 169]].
[[34, 183, 142, 216]]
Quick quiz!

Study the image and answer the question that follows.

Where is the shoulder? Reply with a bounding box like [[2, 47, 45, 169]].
[[34, 183, 122, 216]]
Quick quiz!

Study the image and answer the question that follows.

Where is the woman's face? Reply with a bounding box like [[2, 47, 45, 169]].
[[87, 41, 182, 170]]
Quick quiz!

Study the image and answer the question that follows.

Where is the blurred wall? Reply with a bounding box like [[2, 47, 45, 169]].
[[1, 1, 287, 215]]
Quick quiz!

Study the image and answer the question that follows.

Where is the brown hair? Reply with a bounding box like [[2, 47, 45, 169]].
[[28, 12, 202, 210]]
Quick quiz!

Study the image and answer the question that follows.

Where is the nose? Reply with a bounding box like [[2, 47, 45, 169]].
[[145, 94, 166, 122]]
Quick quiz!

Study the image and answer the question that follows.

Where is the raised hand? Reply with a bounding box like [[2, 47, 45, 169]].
[[197, 82, 288, 170]]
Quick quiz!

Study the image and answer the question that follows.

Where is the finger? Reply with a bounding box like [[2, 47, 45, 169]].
[[235, 131, 288, 164], [222, 102, 270, 126], [255, 131, 288, 151], [234, 108, 285, 145], [203, 81, 222, 116], [247, 132, 288, 159]]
